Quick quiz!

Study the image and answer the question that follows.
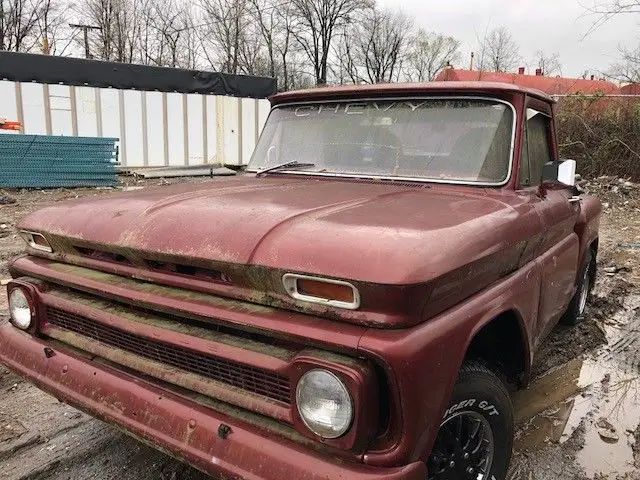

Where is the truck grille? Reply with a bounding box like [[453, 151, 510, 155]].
[[46, 307, 292, 404]]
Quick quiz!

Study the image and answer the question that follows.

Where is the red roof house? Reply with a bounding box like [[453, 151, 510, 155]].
[[621, 83, 640, 95], [435, 68, 620, 95]]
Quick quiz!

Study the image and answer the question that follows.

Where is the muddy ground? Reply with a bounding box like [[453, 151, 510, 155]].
[[0, 175, 639, 480]]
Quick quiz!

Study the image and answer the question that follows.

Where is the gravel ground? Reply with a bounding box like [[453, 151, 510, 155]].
[[0, 175, 639, 480]]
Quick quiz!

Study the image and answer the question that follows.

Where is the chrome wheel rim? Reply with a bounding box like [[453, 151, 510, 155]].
[[578, 267, 590, 315], [427, 411, 495, 480]]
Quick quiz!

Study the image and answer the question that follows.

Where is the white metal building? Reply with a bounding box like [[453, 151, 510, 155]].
[[0, 53, 274, 168]]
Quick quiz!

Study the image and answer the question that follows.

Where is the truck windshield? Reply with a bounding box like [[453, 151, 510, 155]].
[[247, 98, 515, 184]]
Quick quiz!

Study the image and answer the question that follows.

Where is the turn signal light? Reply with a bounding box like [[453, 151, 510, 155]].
[[297, 278, 354, 303], [19, 231, 53, 253], [282, 274, 360, 310]]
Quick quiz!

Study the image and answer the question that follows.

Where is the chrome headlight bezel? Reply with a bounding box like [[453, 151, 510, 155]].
[[8, 287, 33, 330], [295, 368, 354, 439]]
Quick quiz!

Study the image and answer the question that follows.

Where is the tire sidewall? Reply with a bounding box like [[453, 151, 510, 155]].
[[436, 371, 514, 480], [564, 249, 594, 325]]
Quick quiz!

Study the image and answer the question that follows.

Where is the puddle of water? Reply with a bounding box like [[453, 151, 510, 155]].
[[515, 358, 640, 475], [513, 358, 584, 426], [515, 397, 578, 451], [514, 358, 595, 452], [514, 293, 640, 477], [575, 359, 640, 476]]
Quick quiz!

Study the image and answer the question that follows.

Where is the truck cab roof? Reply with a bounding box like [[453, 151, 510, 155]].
[[270, 81, 555, 105]]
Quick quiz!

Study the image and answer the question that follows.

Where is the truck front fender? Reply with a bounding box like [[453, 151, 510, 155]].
[[358, 258, 540, 467]]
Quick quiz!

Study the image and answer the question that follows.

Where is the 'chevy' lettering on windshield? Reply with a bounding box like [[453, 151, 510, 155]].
[[293, 101, 431, 117]]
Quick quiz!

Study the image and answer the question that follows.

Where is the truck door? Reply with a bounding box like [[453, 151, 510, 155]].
[[518, 107, 580, 348]]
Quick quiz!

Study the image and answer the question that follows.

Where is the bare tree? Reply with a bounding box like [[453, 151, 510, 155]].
[[199, 0, 249, 73], [248, 0, 277, 77], [35, 0, 71, 54], [137, 0, 156, 63], [583, 1, 640, 82], [0, 0, 67, 55], [479, 26, 520, 72], [239, 28, 273, 75], [339, 8, 412, 84], [137, 0, 198, 68], [113, 0, 143, 62], [404, 30, 461, 81], [1, 0, 40, 51], [0, 0, 68, 53], [330, 30, 355, 83], [585, 0, 640, 14], [275, 4, 299, 89], [290, 0, 373, 86], [583, 1, 640, 83], [76, 0, 142, 62], [608, 44, 640, 82], [178, 10, 201, 69], [583, 0, 640, 33], [533, 51, 562, 76]]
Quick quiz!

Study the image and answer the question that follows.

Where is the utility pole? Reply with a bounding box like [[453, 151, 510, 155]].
[[69, 24, 102, 59]]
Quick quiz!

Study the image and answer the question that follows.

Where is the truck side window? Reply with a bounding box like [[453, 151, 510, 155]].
[[520, 109, 552, 187]]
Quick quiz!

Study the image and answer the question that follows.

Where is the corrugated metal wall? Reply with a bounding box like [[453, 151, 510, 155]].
[[0, 80, 271, 168]]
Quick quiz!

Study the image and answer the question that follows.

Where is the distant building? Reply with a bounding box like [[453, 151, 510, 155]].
[[435, 67, 620, 95], [620, 83, 640, 95]]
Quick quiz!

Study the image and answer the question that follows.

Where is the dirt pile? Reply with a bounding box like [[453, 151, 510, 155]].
[[583, 176, 640, 273], [590, 278, 633, 321], [581, 176, 639, 211]]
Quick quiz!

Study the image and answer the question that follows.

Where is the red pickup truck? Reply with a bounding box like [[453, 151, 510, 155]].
[[1, 82, 601, 480]]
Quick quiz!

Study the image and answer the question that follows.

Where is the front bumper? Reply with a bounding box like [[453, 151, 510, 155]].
[[0, 323, 426, 480]]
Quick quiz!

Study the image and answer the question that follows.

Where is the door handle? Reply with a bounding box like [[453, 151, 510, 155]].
[[568, 196, 582, 204]]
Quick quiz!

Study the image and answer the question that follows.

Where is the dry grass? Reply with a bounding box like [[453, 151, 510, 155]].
[[556, 95, 640, 180]]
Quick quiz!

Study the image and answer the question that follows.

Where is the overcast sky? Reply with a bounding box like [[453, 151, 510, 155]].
[[378, 0, 639, 78]]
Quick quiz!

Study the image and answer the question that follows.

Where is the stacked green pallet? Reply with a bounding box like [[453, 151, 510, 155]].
[[0, 134, 119, 188]]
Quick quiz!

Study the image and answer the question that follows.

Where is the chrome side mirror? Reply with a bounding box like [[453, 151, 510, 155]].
[[542, 159, 577, 187]]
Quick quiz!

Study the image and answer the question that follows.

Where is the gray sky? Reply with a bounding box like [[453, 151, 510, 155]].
[[378, 0, 639, 78]]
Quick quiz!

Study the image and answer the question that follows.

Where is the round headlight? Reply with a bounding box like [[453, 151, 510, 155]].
[[9, 288, 32, 330], [295, 369, 353, 439]]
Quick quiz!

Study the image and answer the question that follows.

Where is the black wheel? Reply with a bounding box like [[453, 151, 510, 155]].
[[562, 249, 596, 326], [427, 362, 513, 480]]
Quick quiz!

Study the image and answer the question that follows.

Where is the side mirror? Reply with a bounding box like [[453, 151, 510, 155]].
[[542, 159, 577, 187]]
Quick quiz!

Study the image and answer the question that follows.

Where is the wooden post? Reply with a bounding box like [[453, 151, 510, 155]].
[[118, 90, 127, 167], [141, 91, 149, 166], [42, 84, 53, 135]]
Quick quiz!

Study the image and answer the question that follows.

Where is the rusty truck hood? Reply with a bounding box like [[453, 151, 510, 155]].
[[18, 176, 534, 285]]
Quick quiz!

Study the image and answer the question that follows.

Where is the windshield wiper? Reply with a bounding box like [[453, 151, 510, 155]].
[[256, 161, 316, 177]]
